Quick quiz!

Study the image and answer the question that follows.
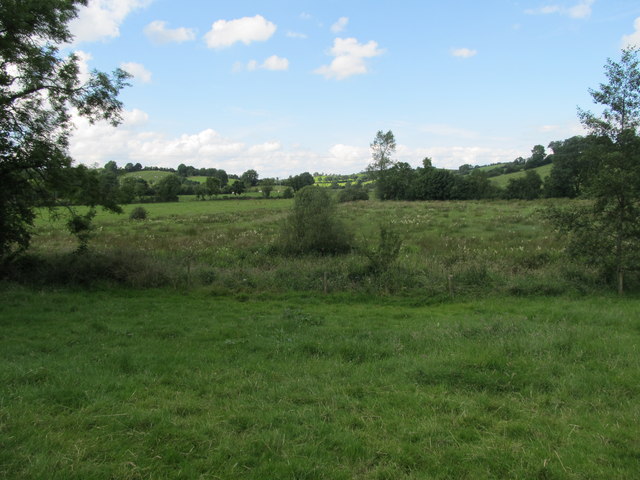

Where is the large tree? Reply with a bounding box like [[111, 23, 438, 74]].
[[0, 0, 130, 261], [547, 47, 640, 294]]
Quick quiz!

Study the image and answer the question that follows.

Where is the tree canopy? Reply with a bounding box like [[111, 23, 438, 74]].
[[0, 0, 130, 261]]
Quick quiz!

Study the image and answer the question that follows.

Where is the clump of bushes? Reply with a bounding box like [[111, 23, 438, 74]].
[[278, 186, 353, 255], [129, 207, 148, 220], [338, 183, 369, 202]]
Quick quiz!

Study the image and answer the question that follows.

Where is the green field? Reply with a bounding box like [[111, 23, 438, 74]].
[[1, 287, 639, 479], [121, 170, 174, 184], [490, 164, 553, 187], [25, 196, 611, 296], [4, 197, 640, 478]]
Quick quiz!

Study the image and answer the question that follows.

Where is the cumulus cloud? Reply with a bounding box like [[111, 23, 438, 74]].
[[451, 48, 477, 58], [525, 0, 594, 19], [331, 17, 349, 33], [204, 15, 276, 49], [120, 62, 152, 83], [315, 37, 385, 80], [69, 0, 151, 44], [144, 20, 196, 44], [622, 17, 640, 48]]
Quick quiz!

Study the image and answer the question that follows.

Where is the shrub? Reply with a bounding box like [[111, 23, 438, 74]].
[[338, 184, 369, 202], [278, 186, 353, 255], [129, 207, 148, 220], [360, 224, 403, 274], [282, 187, 294, 199]]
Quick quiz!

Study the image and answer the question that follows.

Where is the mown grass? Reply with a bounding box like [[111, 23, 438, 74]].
[[1, 287, 639, 479], [20, 197, 621, 295]]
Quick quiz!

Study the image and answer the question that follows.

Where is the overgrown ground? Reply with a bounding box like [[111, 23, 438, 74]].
[[1, 287, 639, 479], [12, 197, 621, 295]]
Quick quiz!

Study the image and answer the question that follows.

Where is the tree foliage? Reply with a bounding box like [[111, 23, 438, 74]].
[[548, 47, 640, 293], [0, 0, 130, 261]]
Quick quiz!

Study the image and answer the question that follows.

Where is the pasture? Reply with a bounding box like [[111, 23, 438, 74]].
[[1, 287, 639, 479], [3, 197, 640, 478], [21, 197, 609, 296]]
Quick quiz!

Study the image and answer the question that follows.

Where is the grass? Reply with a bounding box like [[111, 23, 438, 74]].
[[22, 197, 620, 295], [121, 170, 174, 184], [490, 164, 553, 187], [1, 286, 639, 478]]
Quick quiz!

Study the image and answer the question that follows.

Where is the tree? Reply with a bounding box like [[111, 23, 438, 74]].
[[547, 47, 640, 294], [367, 130, 396, 199], [241, 169, 259, 187], [285, 172, 315, 192], [260, 178, 275, 198], [544, 136, 591, 198], [205, 176, 221, 198], [0, 0, 130, 261], [504, 170, 542, 200], [155, 174, 181, 202]]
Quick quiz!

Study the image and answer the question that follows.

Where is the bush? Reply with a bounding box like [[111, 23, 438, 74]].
[[129, 207, 148, 220], [278, 186, 353, 255], [360, 224, 402, 274], [282, 187, 294, 199], [338, 184, 369, 202]]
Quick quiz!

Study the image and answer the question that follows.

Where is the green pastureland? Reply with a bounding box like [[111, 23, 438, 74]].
[[1, 287, 639, 479], [490, 163, 553, 187], [121, 170, 174, 184]]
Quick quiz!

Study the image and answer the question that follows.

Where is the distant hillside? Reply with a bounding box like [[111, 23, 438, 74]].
[[122, 170, 173, 184], [489, 163, 553, 187]]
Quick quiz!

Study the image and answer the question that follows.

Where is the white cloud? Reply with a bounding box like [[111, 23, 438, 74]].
[[567, 0, 595, 19], [248, 141, 282, 155], [287, 31, 308, 39], [622, 17, 640, 48], [451, 48, 477, 58], [262, 55, 289, 71], [120, 62, 152, 83], [300, 13, 312, 20], [122, 108, 149, 126], [315, 37, 385, 80], [144, 20, 196, 44], [237, 56, 289, 72], [204, 15, 276, 49], [69, 0, 151, 44], [525, 0, 594, 19], [74, 50, 93, 83], [331, 17, 349, 33]]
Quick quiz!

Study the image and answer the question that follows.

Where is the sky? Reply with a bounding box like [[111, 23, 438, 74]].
[[64, 0, 640, 178]]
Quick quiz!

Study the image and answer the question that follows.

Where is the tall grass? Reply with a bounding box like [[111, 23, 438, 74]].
[[11, 197, 628, 294]]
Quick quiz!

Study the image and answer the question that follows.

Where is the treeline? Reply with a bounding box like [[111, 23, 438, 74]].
[[371, 136, 591, 202], [55, 161, 322, 206]]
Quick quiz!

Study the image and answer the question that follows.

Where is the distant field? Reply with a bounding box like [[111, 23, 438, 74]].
[[1, 287, 639, 479], [490, 163, 553, 187], [121, 170, 173, 183]]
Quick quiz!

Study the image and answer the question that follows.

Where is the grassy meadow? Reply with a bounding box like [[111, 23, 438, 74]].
[[3, 196, 640, 478], [18, 196, 613, 295], [1, 287, 639, 479]]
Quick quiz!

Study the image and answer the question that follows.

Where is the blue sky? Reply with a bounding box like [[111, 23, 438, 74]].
[[65, 0, 640, 178]]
